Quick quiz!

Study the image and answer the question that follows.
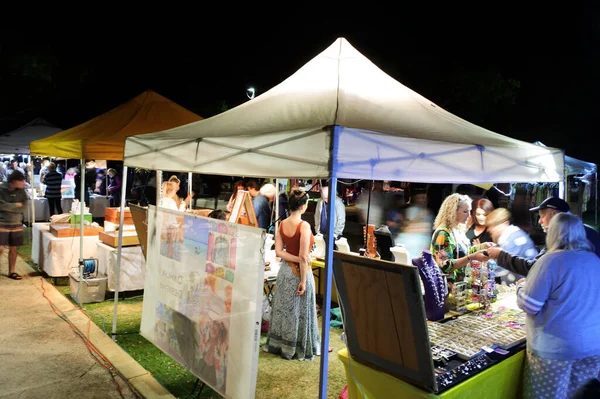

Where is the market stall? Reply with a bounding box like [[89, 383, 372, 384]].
[[534, 141, 598, 223], [28, 90, 202, 295], [0, 118, 61, 155], [24, 197, 75, 223], [122, 38, 563, 398]]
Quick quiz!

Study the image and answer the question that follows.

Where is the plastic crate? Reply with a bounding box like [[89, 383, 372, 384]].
[[69, 272, 107, 303]]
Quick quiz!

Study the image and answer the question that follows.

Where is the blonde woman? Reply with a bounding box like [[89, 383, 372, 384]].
[[168, 175, 194, 211], [431, 193, 491, 282]]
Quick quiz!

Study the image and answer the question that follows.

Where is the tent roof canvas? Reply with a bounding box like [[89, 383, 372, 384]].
[[534, 141, 596, 175], [30, 91, 203, 160], [124, 38, 563, 184], [0, 118, 61, 155]]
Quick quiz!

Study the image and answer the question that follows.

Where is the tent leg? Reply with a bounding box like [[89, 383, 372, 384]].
[[112, 166, 129, 341], [275, 178, 279, 232], [318, 126, 339, 399], [156, 170, 162, 206], [77, 158, 86, 306], [29, 165, 35, 227], [188, 172, 193, 210]]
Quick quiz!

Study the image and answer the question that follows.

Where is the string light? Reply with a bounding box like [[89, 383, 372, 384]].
[[246, 87, 255, 100]]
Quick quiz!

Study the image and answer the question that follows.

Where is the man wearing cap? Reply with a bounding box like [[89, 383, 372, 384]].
[[483, 196, 600, 276]]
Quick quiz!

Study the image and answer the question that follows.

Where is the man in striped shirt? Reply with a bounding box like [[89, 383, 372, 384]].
[[0, 170, 28, 280], [42, 162, 63, 216]]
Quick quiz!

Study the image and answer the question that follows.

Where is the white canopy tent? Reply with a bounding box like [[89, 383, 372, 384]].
[[125, 41, 563, 184], [0, 118, 61, 155], [122, 38, 564, 398]]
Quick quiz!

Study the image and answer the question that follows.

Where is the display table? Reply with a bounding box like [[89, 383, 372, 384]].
[[311, 259, 338, 302], [25, 198, 74, 223], [338, 293, 526, 398], [40, 231, 100, 277], [96, 242, 146, 292], [89, 195, 110, 218], [338, 348, 524, 399], [31, 222, 51, 266]]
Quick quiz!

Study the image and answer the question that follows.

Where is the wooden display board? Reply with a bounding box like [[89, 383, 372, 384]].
[[333, 251, 436, 392], [129, 203, 148, 259], [227, 190, 258, 228]]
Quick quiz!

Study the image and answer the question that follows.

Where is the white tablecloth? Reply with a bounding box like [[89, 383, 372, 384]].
[[25, 198, 74, 223], [41, 231, 100, 277], [96, 242, 146, 292], [89, 195, 110, 218], [31, 222, 51, 266]]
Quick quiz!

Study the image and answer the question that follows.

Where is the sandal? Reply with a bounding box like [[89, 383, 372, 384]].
[[8, 272, 22, 280]]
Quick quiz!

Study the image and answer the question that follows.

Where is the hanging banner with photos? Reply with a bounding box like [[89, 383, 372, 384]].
[[140, 206, 264, 399]]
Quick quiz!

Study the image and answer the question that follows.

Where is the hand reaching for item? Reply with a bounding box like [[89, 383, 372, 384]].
[[485, 247, 502, 260], [470, 250, 490, 262]]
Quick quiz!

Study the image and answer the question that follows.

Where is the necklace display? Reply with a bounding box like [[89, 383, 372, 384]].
[[419, 252, 448, 308]]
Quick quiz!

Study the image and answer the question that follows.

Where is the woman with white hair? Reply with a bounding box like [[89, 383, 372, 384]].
[[518, 213, 600, 399]]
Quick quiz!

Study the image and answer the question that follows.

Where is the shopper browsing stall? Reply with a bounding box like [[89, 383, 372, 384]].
[[485, 208, 538, 285], [265, 187, 321, 361], [465, 198, 494, 245], [517, 213, 600, 399], [482, 197, 600, 276], [430, 193, 491, 282]]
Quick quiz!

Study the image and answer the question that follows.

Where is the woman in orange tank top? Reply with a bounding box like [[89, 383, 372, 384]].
[[265, 187, 321, 360]]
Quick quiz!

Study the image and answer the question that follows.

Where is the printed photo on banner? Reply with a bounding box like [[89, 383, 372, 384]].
[[160, 210, 184, 262], [182, 215, 210, 266], [142, 207, 264, 398], [153, 301, 230, 391]]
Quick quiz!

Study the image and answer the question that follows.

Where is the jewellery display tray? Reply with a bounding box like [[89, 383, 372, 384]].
[[428, 314, 526, 360], [332, 252, 526, 395]]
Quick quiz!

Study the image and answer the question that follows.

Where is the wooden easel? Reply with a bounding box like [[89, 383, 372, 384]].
[[227, 190, 258, 228]]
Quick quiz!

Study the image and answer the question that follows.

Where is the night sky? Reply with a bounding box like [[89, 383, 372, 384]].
[[1, 11, 599, 168]]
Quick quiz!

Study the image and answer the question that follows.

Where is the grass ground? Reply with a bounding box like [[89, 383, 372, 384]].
[[18, 228, 348, 398]]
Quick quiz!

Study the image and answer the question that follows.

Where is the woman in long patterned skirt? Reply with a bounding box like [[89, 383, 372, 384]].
[[265, 187, 321, 360]]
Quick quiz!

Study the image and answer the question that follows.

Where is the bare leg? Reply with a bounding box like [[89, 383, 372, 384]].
[[8, 246, 17, 274]]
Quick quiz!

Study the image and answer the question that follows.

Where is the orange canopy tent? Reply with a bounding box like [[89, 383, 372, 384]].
[[29, 90, 202, 160]]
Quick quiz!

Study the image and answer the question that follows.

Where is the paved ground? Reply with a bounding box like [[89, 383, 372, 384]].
[[0, 255, 173, 399]]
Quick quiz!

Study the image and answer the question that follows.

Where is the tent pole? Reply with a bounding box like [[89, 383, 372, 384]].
[[594, 171, 598, 226], [188, 172, 192, 209], [319, 126, 339, 399], [29, 164, 35, 229], [111, 166, 128, 341], [275, 178, 280, 232], [559, 165, 567, 200], [157, 170, 162, 206], [77, 158, 85, 306]]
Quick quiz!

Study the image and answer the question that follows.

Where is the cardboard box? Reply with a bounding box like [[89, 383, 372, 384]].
[[99, 230, 140, 247], [69, 212, 93, 224], [105, 207, 133, 224], [50, 223, 103, 238], [103, 221, 136, 232]]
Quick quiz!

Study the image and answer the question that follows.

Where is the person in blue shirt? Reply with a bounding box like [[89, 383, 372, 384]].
[[485, 208, 538, 285], [482, 197, 600, 275], [246, 179, 271, 230], [517, 212, 600, 399]]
